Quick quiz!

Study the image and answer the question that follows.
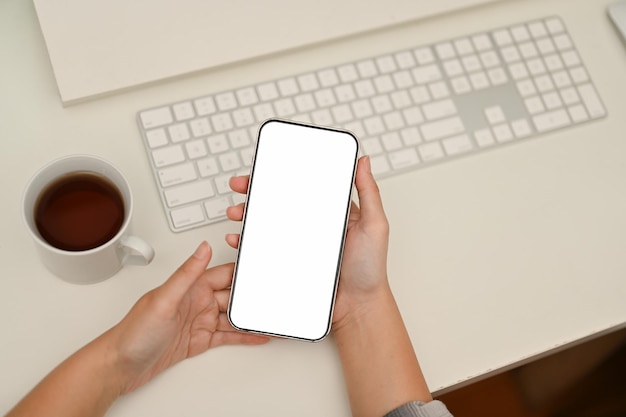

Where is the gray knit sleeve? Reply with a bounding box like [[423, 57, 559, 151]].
[[383, 400, 454, 417]]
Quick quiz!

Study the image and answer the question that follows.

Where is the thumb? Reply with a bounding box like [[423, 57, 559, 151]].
[[355, 156, 386, 223], [162, 241, 212, 300]]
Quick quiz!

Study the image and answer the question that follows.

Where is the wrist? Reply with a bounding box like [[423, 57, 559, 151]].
[[332, 282, 395, 336]]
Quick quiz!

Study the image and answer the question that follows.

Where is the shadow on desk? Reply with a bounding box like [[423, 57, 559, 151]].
[[436, 327, 626, 417]]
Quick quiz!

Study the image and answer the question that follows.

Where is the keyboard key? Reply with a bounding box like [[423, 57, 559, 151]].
[[295, 93, 318, 112], [553, 33, 573, 51], [331, 104, 354, 124], [381, 132, 403, 151], [338, 64, 359, 82], [189, 117, 212, 137], [525, 96, 545, 115], [314, 89, 337, 107], [519, 42, 539, 59], [414, 47, 435, 64], [215, 175, 233, 194], [232, 108, 255, 127], [219, 152, 242, 172], [364, 116, 385, 136], [158, 163, 197, 187], [211, 113, 234, 132], [228, 129, 250, 149], [537, 38, 557, 55], [561, 50, 581, 68], [451, 76, 472, 94], [194, 97, 217, 116], [297, 73, 320, 92], [472, 34, 493, 51], [185, 139, 208, 159], [493, 123, 514, 142], [401, 127, 422, 145], [493, 29, 513, 46], [236, 87, 259, 106], [215, 92, 238, 111], [164, 180, 215, 207], [146, 129, 168, 148], [354, 80, 376, 98], [140, 107, 173, 129], [383, 112, 405, 130], [197, 157, 219, 177], [511, 119, 532, 138], [168, 123, 190, 143], [412, 64, 442, 84], [423, 99, 457, 121], [501, 45, 521, 63], [560, 87, 580, 105], [278, 78, 299, 96], [442, 134, 472, 155], [492, 69, 512, 89], [410, 86, 431, 104], [402, 106, 424, 125], [374, 75, 395, 93], [207, 134, 229, 153], [484, 105, 506, 124], [533, 109, 571, 132], [205, 197, 231, 219], [376, 55, 398, 73], [369, 155, 391, 176], [395, 51, 416, 69], [435, 42, 456, 60], [152, 145, 185, 168], [334, 85, 357, 103], [568, 104, 589, 123], [577, 84, 606, 119], [570, 67, 589, 84], [362, 137, 384, 155], [274, 98, 296, 116], [171, 205, 205, 229], [418, 142, 445, 161], [371, 95, 393, 113], [421, 116, 465, 141], [257, 82, 279, 101], [317, 69, 340, 87], [543, 92, 563, 110], [470, 72, 490, 90], [389, 148, 420, 169], [474, 128, 496, 147], [173, 102, 195, 121], [545, 17, 565, 34], [528, 21, 548, 38], [357, 60, 378, 78]]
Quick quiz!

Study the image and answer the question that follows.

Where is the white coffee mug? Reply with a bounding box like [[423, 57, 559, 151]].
[[22, 155, 155, 284]]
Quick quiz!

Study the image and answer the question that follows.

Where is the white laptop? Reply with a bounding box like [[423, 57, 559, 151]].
[[33, 0, 505, 105]]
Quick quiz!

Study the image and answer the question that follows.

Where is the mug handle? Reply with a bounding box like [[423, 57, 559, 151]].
[[120, 235, 155, 266]]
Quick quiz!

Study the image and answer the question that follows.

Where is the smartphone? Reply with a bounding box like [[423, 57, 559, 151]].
[[227, 119, 359, 342]]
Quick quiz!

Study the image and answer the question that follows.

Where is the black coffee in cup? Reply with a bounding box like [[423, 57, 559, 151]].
[[34, 172, 125, 251]]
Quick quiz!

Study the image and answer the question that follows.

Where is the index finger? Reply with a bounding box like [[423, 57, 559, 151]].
[[229, 175, 250, 194]]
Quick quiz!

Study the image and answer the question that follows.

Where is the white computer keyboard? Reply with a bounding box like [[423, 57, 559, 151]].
[[138, 16, 606, 233]]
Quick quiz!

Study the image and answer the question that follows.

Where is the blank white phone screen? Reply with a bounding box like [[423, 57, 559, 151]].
[[228, 120, 358, 341]]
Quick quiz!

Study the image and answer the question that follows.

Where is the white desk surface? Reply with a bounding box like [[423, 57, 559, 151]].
[[1, 0, 626, 415]]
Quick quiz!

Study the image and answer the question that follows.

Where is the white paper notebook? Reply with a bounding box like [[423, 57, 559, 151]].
[[33, 0, 504, 105]]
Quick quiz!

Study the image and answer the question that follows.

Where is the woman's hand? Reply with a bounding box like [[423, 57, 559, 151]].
[[112, 242, 269, 394]]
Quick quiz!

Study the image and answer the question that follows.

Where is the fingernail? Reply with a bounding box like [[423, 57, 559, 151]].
[[193, 241, 208, 259], [363, 155, 372, 174]]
